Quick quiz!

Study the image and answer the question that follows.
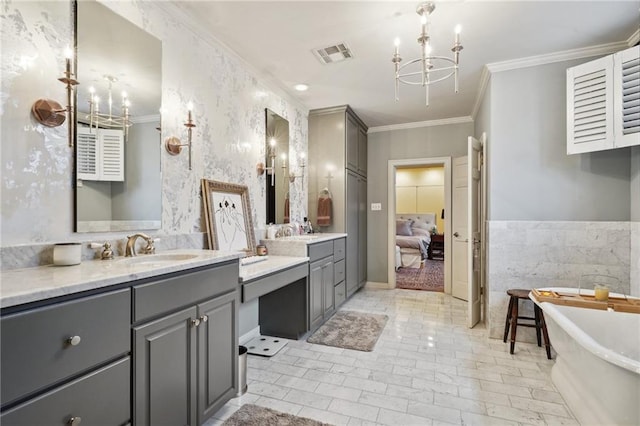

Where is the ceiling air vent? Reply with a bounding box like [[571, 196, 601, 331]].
[[313, 43, 354, 64]]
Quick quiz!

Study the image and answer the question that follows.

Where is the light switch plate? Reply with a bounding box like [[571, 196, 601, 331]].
[[371, 203, 382, 211]]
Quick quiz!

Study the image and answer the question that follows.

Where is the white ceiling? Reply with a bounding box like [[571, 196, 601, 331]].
[[175, 1, 640, 128]]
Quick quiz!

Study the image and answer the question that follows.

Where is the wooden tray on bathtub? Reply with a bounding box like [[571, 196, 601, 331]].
[[531, 289, 640, 314]]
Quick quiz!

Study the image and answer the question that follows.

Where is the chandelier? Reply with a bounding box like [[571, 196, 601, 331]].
[[86, 75, 131, 137], [392, 2, 463, 106]]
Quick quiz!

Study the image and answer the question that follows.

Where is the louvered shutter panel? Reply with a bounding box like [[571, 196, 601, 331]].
[[77, 127, 99, 180], [99, 129, 124, 181], [566, 55, 614, 154], [613, 45, 640, 148]]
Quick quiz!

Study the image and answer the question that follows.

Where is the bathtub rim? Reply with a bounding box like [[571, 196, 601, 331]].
[[531, 287, 640, 375]]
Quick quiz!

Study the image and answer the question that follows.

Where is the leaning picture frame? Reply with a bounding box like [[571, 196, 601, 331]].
[[201, 179, 256, 253]]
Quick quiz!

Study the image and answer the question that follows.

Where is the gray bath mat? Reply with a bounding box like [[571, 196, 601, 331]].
[[307, 310, 388, 352], [222, 404, 330, 426]]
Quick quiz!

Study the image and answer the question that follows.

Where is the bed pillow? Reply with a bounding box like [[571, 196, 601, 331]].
[[411, 228, 431, 237], [396, 220, 413, 236]]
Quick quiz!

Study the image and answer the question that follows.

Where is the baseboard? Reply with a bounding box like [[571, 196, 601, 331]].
[[239, 326, 261, 345], [365, 281, 391, 289]]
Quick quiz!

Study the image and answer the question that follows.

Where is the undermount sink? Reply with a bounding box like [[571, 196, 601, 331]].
[[120, 253, 200, 265]]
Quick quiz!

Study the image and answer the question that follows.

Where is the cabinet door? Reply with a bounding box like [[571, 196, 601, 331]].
[[323, 260, 335, 317], [358, 126, 367, 176], [309, 260, 325, 330], [613, 45, 640, 148], [346, 171, 359, 296], [346, 113, 359, 171], [566, 55, 614, 154], [134, 307, 197, 426], [198, 291, 238, 424], [358, 176, 367, 288]]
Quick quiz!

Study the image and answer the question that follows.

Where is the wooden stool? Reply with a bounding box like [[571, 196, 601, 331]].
[[502, 289, 552, 359]]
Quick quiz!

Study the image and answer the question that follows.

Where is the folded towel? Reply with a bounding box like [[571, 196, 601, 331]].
[[317, 197, 332, 226], [284, 198, 290, 223]]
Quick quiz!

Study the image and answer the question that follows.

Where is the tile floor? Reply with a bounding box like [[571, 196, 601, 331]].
[[206, 288, 578, 425]]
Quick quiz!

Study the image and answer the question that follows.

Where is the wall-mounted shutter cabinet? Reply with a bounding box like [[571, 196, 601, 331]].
[[77, 127, 125, 181], [567, 45, 640, 154], [613, 46, 640, 147]]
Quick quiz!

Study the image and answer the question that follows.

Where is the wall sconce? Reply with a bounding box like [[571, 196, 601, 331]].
[[31, 47, 78, 147], [256, 138, 277, 186], [165, 102, 195, 170], [288, 153, 306, 185]]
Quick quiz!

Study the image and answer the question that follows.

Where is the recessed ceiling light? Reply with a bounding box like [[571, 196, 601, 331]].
[[294, 84, 309, 92]]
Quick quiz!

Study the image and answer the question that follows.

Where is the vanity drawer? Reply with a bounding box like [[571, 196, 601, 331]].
[[334, 281, 346, 307], [1, 357, 130, 425], [133, 262, 238, 322], [333, 238, 346, 261], [308, 241, 333, 262], [1, 289, 130, 406], [334, 259, 345, 285]]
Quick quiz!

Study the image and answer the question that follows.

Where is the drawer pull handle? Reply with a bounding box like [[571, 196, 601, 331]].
[[68, 416, 82, 426], [190, 318, 201, 327], [199, 315, 209, 323], [67, 335, 82, 346]]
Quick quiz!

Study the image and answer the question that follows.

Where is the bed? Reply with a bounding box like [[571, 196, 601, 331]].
[[395, 213, 437, 268]]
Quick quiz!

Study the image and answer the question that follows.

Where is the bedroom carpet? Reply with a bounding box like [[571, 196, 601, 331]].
[[396, 259, 444, 292], [222, 404, 330, 426], [306, 310, 388, 352]]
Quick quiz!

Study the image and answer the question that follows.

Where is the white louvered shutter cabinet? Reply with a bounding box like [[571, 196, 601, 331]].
[[567, 45, 640, 154], [613, 45, 640, 148], [76, 127, 124, 181]]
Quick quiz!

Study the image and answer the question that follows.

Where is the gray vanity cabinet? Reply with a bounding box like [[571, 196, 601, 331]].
[[198, 291, 238, 423], [132, 262, 239, 426], [0, 289, 131, 426], [309, 105, 367, 300], [134, 306, 198, 426], [308, 240, 346, 331]]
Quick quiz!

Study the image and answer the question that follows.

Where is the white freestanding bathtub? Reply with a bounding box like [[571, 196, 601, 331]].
[[532, 288, 640, 425]]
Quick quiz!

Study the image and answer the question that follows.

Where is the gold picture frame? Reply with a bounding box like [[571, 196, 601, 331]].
[[201, 179, 256, 253]]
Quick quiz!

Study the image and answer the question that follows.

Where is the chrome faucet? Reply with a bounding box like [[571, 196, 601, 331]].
[[125, 233, 155, 257]]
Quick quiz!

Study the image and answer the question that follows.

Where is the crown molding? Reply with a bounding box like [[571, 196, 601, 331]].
[[153, 2, 308, 115], [471, 66, 491, 121], [486, 41, 629, 74], [368, 116, 473, 134], [628, 28, 640, 47]]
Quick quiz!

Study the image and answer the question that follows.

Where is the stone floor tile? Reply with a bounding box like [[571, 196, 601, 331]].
[[509, 395, 571, 417], [359, 391, 409, 412], [303, 368, 346, 386], [254, 396, 303, 416], [328, 399, 379, 422], [283, 388, 333, 410], [377, 408, 434, 426], [485, 403, 546, 425], [316, 382, 362, 402], [298, 406, 351, 425], [275, 375, 321, 392], [406, 400, 462, 424]]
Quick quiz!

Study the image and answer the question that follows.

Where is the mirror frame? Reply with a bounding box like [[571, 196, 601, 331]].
[[201, 179, 256, 253]]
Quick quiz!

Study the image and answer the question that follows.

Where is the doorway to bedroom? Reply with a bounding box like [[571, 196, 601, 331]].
[[388, 158, 452, 294]]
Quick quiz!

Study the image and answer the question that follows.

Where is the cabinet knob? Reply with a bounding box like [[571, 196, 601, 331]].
[[67, 416, 82, 426], [199, 315, 208, 323], [453, 232, 460, 237], [190, 318, 201, 327], [67, 335, 81, 346]]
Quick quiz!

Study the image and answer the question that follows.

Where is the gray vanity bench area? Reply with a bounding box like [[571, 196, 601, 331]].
[[0, 250, 242, 426]]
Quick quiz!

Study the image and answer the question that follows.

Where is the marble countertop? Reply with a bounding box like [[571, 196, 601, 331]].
[[239, 256, 309, 282], [0, 249, 243, 309], [260, 233, 347, 257]]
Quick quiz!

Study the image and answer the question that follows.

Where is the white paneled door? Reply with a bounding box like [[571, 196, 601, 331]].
[[451, 156, 468, 302], [467, 136, 483, 328]]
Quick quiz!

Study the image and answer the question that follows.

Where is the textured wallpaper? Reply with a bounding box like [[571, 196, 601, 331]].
[[0, 0, 308, 248]]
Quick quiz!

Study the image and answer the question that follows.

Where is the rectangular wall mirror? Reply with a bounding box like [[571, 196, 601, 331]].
[[75, 0, 162, 232], [265, 109, 289, 224]]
